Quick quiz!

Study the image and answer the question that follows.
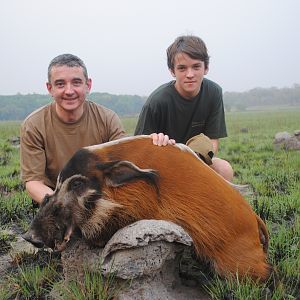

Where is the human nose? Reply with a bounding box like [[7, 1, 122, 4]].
[[186, 68, 194, 78], [65, 83, 74, 94]]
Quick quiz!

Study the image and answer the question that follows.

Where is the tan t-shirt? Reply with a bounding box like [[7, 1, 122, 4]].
[[20, 100, 125, 188]]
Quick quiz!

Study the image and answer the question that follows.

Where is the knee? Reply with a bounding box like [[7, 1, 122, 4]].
[[211, 158, 234, 182]]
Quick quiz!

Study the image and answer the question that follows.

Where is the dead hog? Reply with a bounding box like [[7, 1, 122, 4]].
[[23, 135, 271, 281]]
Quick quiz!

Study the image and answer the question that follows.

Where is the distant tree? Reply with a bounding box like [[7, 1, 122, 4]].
[[224, 103, 232, 112], [223, 83, 300, 109], [0, 85, 299, 120], [0, 92, 146, 121]]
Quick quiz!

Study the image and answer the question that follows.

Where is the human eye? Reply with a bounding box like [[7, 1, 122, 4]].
[[72, 79, 83, 86], [177, 65, 186, 72], [55, 81, 65, 88], [193, 64, 202, 70]]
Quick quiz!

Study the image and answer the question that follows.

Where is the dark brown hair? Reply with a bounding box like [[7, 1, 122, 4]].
[[167, 35, 210, 71]]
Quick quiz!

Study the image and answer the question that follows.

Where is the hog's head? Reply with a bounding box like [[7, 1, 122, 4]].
[[22, 174, 100, 251], [22, 149, 159, 251], [22, 196, 72, 251]]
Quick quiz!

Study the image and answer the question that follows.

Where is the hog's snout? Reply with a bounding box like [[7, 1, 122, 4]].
[[22, 232, 45, 248]]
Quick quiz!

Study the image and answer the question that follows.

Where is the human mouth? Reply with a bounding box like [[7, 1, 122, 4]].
[[63, 98, 78, 103]]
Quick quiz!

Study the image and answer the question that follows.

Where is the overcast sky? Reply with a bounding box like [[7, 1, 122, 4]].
[[1, 0, 299, 96]]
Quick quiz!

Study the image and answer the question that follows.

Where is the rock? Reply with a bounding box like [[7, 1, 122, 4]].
[[8, 136, 20, 147], [274, 131, 300, 150], [101, 219, 193, 259], [9, 235, 37, 257], [294, 130, 300, 138], [0, 228, 37, 276], [274, 132, 291, 143], [284, 137, 300, 150], [0, 254, 12, 277], [61, 220, 210, 300]]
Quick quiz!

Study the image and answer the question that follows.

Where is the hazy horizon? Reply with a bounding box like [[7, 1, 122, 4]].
[[1, 0, 299, 96], [0, 82, 299, 98]]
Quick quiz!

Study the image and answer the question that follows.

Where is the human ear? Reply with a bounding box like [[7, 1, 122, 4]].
[[204, 66, 209, 75], [46, 82, 53, 95], [86, 78, 92, 92], [169, 68, 176, 78]]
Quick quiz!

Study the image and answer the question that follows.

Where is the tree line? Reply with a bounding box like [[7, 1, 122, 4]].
[[223, 84, 300, 111], [0, 93, 146, 121], [0, 84, 299, 120]]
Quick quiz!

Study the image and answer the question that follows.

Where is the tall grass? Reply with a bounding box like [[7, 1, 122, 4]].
[[0, 108, 299, 299]]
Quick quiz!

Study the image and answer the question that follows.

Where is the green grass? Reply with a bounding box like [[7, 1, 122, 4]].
[[55, 265, 122, 300], [0, 251, 62, 299], [0, 108, 299, 299]]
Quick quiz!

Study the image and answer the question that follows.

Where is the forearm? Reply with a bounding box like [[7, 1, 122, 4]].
[[25, 180, 54, 204], [211, 139, 219, 155]]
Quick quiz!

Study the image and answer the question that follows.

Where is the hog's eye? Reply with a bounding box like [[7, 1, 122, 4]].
[[41, 194, 51, 207], [43, 195, 50, 203], [70, 179, 84, 190]]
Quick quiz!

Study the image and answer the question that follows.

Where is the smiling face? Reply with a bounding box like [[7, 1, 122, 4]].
[[46, 65, 92, 122], [171, 52, 208, 99]]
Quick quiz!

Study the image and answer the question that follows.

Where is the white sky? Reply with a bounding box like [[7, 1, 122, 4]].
[[1, 0, 299, 96]]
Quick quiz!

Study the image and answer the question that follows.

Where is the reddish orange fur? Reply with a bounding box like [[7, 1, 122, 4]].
[[88, 136, 271, 281]]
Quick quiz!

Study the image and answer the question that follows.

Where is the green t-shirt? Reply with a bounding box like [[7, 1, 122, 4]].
[[134, 78, 227, 143]]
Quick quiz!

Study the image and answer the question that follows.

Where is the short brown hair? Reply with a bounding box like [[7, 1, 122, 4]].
[[167, 35, 210, 71]]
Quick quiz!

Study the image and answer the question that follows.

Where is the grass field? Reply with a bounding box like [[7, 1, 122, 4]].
[[0, 109, 299, 299]]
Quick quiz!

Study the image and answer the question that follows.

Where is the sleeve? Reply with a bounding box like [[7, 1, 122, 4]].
[[20, 121, 48, 184], [107, 112, 126, 141], [204, 87, 227, 139], [134, 103, 160, 135]]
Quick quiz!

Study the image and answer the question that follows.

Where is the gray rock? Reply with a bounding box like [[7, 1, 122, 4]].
[[61, 220, 210, 300], [284, 137, 300, 150], [0, 254, 12, 277], [101, 219, 193, 259], [274, 131, 291, 143], [274, 131, 300, 150], [294, 129, 300, 137], [8, 136, 20, 147], [240, 128, 249, 133], [0, 228, 37, 276], [9, 235, 37, 256]]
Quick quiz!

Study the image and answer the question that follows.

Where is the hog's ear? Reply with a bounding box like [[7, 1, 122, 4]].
[[97, 160, 159, 188]]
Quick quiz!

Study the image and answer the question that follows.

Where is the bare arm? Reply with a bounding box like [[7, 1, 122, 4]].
[[211, 139, 219, 155], [25, 180, 54, 204]]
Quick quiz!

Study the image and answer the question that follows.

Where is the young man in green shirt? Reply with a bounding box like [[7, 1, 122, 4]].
[[135, 35, 233, 181]]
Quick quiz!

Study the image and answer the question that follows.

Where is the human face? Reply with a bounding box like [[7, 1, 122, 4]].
[[171, 53, 208, 99], [47, 65, 92, 121]]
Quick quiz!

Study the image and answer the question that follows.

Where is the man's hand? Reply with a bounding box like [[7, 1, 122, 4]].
[[26, 181, 54, 204], [150, 133, 176, 146]]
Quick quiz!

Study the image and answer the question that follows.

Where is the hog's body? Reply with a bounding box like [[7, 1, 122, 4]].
[[24, 135, 271, 281]]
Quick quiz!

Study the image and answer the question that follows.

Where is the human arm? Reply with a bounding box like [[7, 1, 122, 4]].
[[107, 112, 126, 141], [25, 181, 54, 204], [20, 119, 55, 204], [211, 139, 219, 155]]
